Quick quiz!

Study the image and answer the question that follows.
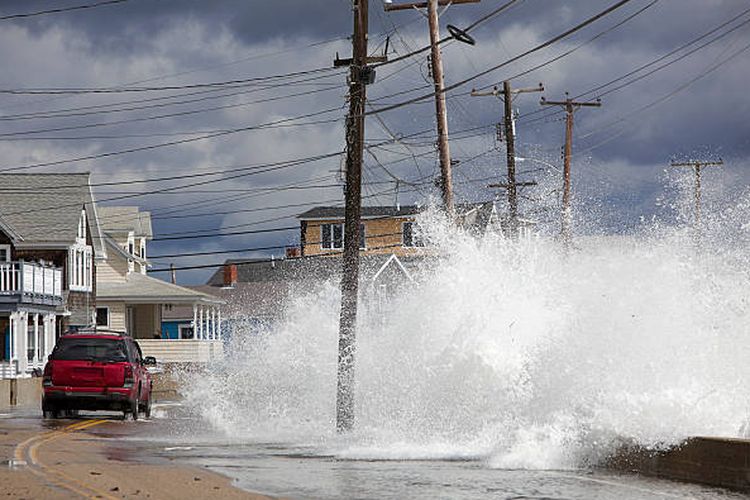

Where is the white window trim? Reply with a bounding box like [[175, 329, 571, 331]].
[[76, 210, 87, 244], [0, 244, 10, 262], [320, 223, 366, 250], [68, 244, 93, 292], [96, 306, 110, 328], [320, 223, 343, 250]]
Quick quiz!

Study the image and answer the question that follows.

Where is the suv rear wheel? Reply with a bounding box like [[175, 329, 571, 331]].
[[42, 400, 58, 419], [140, 394, 152, 419]]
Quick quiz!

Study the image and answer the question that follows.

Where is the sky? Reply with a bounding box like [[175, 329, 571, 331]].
[[0, 0, 747, 283]]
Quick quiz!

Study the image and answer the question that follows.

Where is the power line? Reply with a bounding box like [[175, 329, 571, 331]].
[[478, 0, 659, 93], [0, 70, 342, 121], [518, 4, 750, 125], [0, 85, 344, 138], [0, 106, 344, 173], [363, 0, 635, 118], [0, 0, 129, 21], [0, 67, 343, 95]]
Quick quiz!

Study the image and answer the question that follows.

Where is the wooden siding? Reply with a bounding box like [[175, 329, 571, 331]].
[[96, 253, 129, 283], [302, 216, 423, 257]]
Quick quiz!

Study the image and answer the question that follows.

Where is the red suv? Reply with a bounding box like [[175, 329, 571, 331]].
[[42, 330, 156, 420]]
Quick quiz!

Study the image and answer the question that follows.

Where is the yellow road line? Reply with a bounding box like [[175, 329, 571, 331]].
[[15, 418, 121, 500], [13, 419, 95, 462]]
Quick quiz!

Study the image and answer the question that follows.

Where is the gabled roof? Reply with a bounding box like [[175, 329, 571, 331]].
[[0, 214, 22, 243], [97, 272, 222, 305], [97, 206, 153, 238], [298, 205, 424, 219], [0, 173, 106, 258], [103, 234, 147, 264]]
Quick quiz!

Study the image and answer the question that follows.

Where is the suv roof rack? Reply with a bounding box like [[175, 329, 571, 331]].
[[64, 327, 128, 336]]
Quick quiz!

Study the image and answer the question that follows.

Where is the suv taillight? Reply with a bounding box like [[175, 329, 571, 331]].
[[123, 364, 134, 388], [42, 363, 52, 386]]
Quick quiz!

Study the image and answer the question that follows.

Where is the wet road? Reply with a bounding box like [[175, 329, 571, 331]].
[[2, 405, 748, 500]]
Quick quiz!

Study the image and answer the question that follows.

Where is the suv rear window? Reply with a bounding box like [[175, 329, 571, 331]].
[[51, 338, 128, 362]]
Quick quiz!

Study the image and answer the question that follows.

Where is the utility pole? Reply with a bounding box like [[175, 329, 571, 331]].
[[670, 159, 722, 234], [540, 94, 601, 246], [334, 0, 386, 433], [384, 0, 479, 217], [472, 81, 543, 237]]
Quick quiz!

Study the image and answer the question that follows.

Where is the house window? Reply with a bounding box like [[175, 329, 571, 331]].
[[68, 245, 93, 292], [96, 307, 110, 327], [139, 239, 146, 259], [402, 222, 425, 247], [321, 223, 366, 250], [0, 244, 10, 262]]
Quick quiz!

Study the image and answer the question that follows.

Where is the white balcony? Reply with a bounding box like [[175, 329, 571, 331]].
[[0, 261, 63, 306]]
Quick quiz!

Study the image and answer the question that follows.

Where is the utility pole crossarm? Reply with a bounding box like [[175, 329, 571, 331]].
[[471, 83, 544, 98], [488, 181, 538, 188], [670, 160, 723, 167], [384, 0, 479, 11], [670, 159, 723, 233], [540, 100, 601, 107]]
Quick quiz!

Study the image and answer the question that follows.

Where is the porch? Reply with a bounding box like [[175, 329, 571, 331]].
[[0, 311, 58, 378], [0, 261, 62, 378]]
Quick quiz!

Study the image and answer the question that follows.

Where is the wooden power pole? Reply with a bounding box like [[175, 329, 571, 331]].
[[670, 159, 723, 230], [472, 81, 543, 237], [540, 94, 601, 246], [385, 0, 479, 217], [335, 0, 388, 433]]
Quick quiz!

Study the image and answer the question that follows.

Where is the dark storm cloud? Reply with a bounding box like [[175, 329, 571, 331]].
[[0, 0, 747, 283]]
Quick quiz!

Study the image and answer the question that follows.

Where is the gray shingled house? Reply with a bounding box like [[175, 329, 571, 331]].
[[0, 173, 106, 377]]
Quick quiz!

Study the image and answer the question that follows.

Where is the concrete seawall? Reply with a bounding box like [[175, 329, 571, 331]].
[[606, 437, 750, 492], [0, 377, 42, 410]]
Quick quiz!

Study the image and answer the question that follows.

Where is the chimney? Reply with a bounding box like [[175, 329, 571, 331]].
[[223, 263, 238, 287], [170, 263, 177, 284], [286, 246, 302, 258]]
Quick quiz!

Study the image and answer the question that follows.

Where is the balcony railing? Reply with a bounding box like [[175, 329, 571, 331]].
[[0, 261, 63, 305]]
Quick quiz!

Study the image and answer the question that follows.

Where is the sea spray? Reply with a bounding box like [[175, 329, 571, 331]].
[[185, 202, 750, 469]]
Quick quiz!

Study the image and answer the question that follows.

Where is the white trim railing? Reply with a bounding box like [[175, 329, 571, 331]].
[[0, 261, 63, 302]]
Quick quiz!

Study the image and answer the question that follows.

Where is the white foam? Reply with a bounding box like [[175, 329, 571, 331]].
[[185, 193, 750, 469]]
